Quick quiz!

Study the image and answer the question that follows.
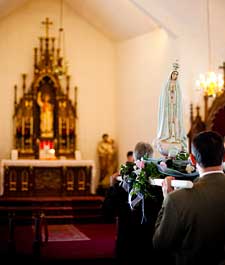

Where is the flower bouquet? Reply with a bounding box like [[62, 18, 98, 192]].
[[119, 151, 199, 221], [157, 151, 198, 178]]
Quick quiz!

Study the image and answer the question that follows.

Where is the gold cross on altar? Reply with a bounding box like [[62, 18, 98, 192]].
[[42, 17, 53, 38]]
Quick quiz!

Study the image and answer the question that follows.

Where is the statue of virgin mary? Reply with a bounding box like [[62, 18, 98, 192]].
[[155, 62, 188, 157]]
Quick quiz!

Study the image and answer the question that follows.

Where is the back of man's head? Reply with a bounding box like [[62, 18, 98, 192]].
[[133, 142, 153, 161], [192, 130, 224, 168], [126, 151, 134, 162]]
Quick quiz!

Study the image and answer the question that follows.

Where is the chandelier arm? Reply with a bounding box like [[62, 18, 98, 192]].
[[207, 0, 212, 70]]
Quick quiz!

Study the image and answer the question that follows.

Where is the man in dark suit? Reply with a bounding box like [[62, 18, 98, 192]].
[[153, 131, 225, 265]]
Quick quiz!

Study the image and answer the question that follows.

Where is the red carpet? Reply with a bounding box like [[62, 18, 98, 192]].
[[41, 223, 117, 260], [0, 223, 117, 262], [42, 224, 90, 242]]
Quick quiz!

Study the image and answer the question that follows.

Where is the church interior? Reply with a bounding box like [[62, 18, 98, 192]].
[[0, 0, 225, 263]]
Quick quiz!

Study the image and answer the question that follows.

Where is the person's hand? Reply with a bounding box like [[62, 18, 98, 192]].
[[162, 176, 175, 198], [110, 171, 120, 186]]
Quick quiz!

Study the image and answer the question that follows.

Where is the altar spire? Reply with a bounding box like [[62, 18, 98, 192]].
[[13, 18, 77, 159]]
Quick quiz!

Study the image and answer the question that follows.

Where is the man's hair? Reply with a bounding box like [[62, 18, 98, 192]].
[[127, 151, 133, 157], [133, 142, 153, 161], [192, 130, 224, 168]]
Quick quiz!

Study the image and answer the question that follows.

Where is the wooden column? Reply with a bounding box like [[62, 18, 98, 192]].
[[8, 212, 16, 254], [33, 212, 41, 259]]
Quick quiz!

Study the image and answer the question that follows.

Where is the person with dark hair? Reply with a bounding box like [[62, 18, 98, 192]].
[[153, 130, 225, 265], [126, 150, 134, 163], [102, 141, 163, 265], [109, 150, 134, 187]]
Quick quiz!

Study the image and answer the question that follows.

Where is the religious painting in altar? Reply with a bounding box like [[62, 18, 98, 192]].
[[188, 62, 225, 153], [13, 18, 78, 159]]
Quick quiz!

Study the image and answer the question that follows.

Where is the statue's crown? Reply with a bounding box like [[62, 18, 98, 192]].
[[172, 60, 179, 71]]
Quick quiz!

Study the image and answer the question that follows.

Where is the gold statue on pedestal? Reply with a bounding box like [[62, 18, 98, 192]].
[[97, 134, 118, 189]]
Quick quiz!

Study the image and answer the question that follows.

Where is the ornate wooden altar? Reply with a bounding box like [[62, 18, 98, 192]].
[[188, 62, 225, 152], [0, 160, 95, 197], [13, 18, 77, 159]]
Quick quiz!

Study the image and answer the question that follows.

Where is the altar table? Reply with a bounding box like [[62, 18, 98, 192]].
[[0, 159, 96, 197]]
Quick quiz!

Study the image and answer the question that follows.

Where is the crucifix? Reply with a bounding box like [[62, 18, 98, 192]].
[[42, 17, 53, 38]]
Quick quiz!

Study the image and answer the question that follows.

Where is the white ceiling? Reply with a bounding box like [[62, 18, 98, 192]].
[[0, 0, 212, 41], [65, 0, 158, 41]]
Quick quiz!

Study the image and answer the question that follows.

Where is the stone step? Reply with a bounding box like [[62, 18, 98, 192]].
[[0, 195, 105, 224]]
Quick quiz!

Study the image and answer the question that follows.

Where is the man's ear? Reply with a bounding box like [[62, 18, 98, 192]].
[[189, 153, 196, 165]]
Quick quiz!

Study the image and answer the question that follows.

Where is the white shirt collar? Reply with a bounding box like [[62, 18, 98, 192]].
[[200, 170, 224, 178]]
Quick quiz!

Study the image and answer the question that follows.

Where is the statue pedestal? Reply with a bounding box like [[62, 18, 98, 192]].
[[155, 139, 182, 158]]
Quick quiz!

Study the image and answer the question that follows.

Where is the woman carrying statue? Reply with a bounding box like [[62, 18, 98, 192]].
[[37, 91, 54, 138], [155, 63, 187, 156]]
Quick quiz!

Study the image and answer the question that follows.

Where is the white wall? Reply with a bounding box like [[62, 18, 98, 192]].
[[0, 0, 116, 191]]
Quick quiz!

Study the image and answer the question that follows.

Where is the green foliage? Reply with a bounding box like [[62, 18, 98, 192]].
[[144, 162, 160, 179], [120, 161, 162, 199], [120, 162, 136, 181], [175, 151, 189, 160]]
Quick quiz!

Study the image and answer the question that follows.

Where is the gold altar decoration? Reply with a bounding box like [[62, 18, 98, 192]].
[[13, 18, 78, 159]]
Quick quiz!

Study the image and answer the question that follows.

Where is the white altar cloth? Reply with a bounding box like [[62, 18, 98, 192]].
[[0, 159, 96, 196]]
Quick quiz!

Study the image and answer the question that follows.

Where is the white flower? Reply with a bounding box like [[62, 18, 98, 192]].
[[186, 164, 195, 174]]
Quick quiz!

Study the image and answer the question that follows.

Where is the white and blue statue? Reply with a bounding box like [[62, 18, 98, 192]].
[[155, 62, 188, 157]]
